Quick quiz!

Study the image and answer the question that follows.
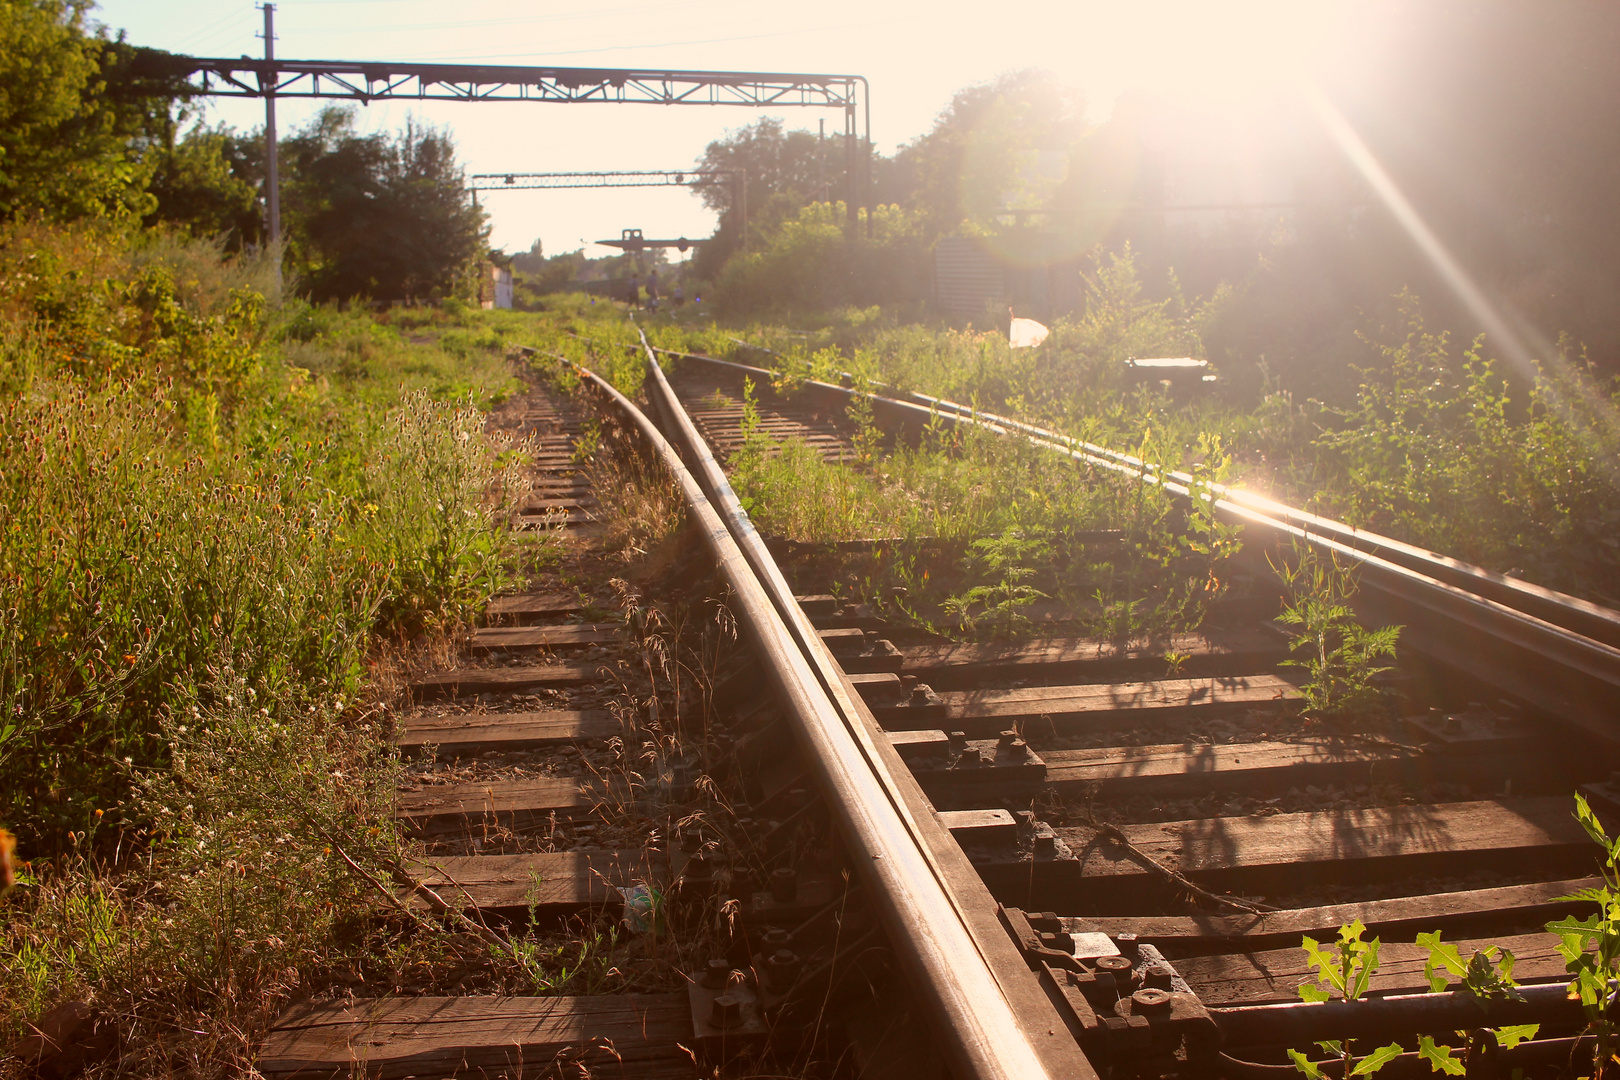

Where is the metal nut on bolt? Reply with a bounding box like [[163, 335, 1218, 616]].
[[1132, 988, 1173, 1013], [1094, 955, 1134, 977], [766, 948, 801, 991], [1144, 961, 1175, 990], [710, 993, 744, 1027], [702, 957, 732, 988], [770, 866, 798, 902]]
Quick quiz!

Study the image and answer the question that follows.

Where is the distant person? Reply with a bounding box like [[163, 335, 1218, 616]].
[[646, 269, 661, 312], [627, 275, 640, 309], [673, 284, 685, 307]]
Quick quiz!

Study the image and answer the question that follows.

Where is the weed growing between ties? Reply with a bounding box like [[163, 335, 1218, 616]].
[[1280, 793, 1620, 1080], [1286, 920, 1536, 1080], [1271, 543, 1403, 721]]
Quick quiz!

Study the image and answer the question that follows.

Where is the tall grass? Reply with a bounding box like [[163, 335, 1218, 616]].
[[0, 380, 518, 849], [0, 224, 533, 1067]]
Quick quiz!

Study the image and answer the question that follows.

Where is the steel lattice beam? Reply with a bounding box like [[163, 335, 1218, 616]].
[[139, 54, 863, 110], [127, 42, 871, 233], [469, 170, 738, 192]]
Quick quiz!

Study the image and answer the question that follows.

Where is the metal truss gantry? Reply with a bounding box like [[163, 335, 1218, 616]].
[[133, 0, 873, 260], [469, 170, 739, 191], [137, 35, 871, 249], [147, 55, 865, 112]]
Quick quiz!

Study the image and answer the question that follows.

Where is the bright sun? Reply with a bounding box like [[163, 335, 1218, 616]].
[[1044, 0, 1341, 111]]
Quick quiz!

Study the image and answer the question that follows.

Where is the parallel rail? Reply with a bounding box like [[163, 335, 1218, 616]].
[[653, 346, 1620, 747]]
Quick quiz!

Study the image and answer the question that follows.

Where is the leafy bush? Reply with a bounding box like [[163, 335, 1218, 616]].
[[714, 201, 931, 317], [1310, 297, 1620, 602], [0, 379, 516, 850]]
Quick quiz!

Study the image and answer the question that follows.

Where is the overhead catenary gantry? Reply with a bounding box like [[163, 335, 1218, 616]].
[[134, 11, 872, 257]]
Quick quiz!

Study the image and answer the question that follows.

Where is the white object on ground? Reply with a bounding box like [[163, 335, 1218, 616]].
[[1009, 317, 1049, 349]]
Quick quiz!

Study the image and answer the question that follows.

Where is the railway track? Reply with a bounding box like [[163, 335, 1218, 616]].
[[252, 327, 1620, 1079]]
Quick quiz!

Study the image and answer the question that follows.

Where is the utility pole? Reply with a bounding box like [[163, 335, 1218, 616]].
[[818, 117, 826, 204], [261, 4, 282, 294]]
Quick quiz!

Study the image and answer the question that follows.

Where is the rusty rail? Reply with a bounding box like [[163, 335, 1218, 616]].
[[565, 346, 1087, 1080]]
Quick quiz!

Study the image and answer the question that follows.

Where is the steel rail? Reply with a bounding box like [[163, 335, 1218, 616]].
[[706, 340, 1620, 648], [563, 353, 1074, 1080], [652, 345, 1620, 742]]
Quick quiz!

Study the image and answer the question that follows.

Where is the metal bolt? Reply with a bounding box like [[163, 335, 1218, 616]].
[[1034, 830, 1056, 856], [947, 731, 968, 752], [1095, 955, 1135, 988], [1116, 933, 1140, 957], [766, 949, 801, 991], [1144, 962, 1175, 990], [1132, 988, 1173, 1013], [900, 675, 917, 692], [703, 958, 731, 988], [956, 747, 985, 769], [762, 926, 791, 948], [910, 684, 933, 706], [998, 729, 1019, 747], [770, 866, 798, 902], [710, 993, 743, 1027]]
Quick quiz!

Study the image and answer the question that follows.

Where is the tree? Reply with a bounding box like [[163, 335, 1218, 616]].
[[281, 108, 487, 302], [892, 69, 1090, 239], [689, 117, 849, 281], [0, 1, 183, 222], [144, 123, 262, 247], [692, 116, 847, 217]]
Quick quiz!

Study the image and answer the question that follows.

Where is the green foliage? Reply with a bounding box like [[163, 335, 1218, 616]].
[[0, 380, 516, 849], [144, 123, 263, 247], [282, 108, 488, 303], [0, 223, 277, 398], [1415, 930, 1523, 999], [1288, 914, 1544, 1078], [0, 1, 182, 223], [713, 201, 931, 317], [1298, 920, 1383, 1005], [1272, 544, 1401, 719], [891, 69, 1088, 240], [1546, 794, 1620, 1080], [0, 223, 535, 1063], [1312, 296, 1620, 602], [1291, 921, 1404, 1078], [943, 528, 1049, 638]]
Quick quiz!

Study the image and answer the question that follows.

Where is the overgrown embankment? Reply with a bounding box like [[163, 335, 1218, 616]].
[[0, 224, 528, 1071]]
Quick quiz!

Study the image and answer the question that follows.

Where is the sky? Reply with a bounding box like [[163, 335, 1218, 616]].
[[94, 0, 1343, 261]]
